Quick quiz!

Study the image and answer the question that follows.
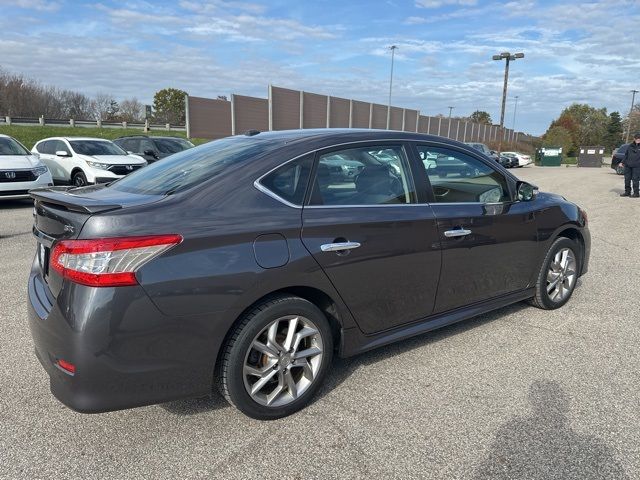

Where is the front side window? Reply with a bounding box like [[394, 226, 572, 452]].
[[417, 145, 509, 204], [309, 145, 416, 206], [69, 140, 127, 156]]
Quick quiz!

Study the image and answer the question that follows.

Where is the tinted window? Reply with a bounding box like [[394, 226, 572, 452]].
[[417, 145, 509, 203], [35, 140, 51, 154], [52, 140, 69, 154], [0, 137, 30, 155], [109, 136, 279, 195], [309, 145, 416, 206], [154, 138, 193, 154], [260, 154, 313, 206], [69, 140, 127, 156]]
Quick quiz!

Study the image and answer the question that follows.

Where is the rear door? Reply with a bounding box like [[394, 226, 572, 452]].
[[412, 143, 539, 313], [35, 141, 62, 181], [301, 143, 442, 334]]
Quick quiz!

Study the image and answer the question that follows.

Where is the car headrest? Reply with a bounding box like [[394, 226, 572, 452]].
[[355, 165, 390, 193]]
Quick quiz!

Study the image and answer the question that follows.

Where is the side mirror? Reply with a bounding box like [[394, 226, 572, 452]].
[[55, 150, 71, 157], [516, 181, 538, 201], [143, 149, 157, 157]]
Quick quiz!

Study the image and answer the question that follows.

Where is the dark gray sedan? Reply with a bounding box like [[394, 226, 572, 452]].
[[28, 129, 590, 419]]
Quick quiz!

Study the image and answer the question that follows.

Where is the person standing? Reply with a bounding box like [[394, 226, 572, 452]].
[[620, 133, 640, 197]]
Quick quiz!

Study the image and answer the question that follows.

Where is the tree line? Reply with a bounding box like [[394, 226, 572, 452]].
[[0, 67, 187, 124], [542, 103, 639, 155]]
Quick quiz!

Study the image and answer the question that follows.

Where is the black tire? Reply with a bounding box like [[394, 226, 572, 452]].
[[529, 237, 581, 310], [72, 171, 88, 187], [218, 295, 333, 420]]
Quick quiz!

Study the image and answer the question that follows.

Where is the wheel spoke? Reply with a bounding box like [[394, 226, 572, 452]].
[[243, 362, 275, 378], [547, 276, 561, 293], [266, 370, 285, 406], [294, 358, 314, 381], [294, 346, 322, 360], [560, 249, 569, 269], [547, 270, 560, 283], [267, 321, 282, 352], [292, 326, 319, 352], [252, 340, 278, 358], [250, 368, 278, 396], [284, 370, 297, 399], [283, 316, 299, 351]]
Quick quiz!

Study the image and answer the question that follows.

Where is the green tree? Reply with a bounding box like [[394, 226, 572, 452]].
[[545, 103, 609, 156], [603, 111, 623, 151], [468, 110, 492, 125], [542, 126, 573, 156], [153, 88, 188, 124], [623, 104, 640, 142]]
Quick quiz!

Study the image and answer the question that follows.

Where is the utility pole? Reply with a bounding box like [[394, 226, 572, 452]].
[[492, 52, 524, 154], [625, 89, 638, 143], [387, 45, 398, 130]]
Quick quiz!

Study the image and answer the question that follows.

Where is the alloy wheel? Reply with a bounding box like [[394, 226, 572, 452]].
[[546, 247, 577, 302], [242, 315, 324, 407]]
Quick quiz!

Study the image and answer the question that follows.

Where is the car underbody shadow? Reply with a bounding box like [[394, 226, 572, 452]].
[[315, 301, 532, 404], [474, 379, 628, 479]]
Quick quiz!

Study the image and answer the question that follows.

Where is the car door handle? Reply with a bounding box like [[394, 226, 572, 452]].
[[444, 229, 472, 238], [321, 241, 361, 252]]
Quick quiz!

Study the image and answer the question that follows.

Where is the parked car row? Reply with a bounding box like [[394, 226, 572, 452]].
[[0, 134, 194, 199], [465, 142, 532, 168]]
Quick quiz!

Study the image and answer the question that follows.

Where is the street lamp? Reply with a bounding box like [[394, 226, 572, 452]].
[[387, 45, 398, 130], [625, 89, 638, 143], [512, 95, 519, 143], [448, 106, 454, 119], [492, 51, 524, 153], [447, 106, 454, 137]]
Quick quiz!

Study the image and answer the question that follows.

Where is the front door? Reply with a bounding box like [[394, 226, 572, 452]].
[[301, 143, 442, 335], [413, 144, 539, 313]]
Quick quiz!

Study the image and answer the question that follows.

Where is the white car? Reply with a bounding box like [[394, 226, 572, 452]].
[[32, 137, 147, 186], [0, 134, 53, 200], [502, 151, 532, 167]]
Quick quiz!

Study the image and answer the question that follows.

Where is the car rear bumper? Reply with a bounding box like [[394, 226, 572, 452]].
[[27, 262, 219, 413]]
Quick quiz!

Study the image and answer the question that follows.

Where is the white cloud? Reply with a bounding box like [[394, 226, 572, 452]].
[[0, 0, 59, 11], [415, 0, 477, 8]]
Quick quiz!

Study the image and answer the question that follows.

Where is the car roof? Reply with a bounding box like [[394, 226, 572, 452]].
[[116, 135, 187, 140], [36, 137, 115, 143]]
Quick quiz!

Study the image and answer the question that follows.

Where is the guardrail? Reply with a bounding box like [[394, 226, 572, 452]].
[[1, 116, 185, 131]]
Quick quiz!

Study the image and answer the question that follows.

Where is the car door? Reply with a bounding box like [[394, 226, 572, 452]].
[[301, 143, 442, 335], [51, 140, 74, 181], [412, 143, 539, 313], [35, 140, 62, 182]]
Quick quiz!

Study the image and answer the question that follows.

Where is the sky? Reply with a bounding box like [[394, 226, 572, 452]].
[[0, 0, 638, 135]]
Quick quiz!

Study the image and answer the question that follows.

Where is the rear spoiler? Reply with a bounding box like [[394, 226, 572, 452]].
[[30, 187, 122, 214]]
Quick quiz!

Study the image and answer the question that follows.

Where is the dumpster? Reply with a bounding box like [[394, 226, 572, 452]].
[[540, 147, 563, 166], [578, 146, 604, 167]]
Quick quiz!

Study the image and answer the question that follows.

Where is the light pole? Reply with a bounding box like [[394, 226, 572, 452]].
[[387, 45, 398, 130], [625, 89, 638, 143], [448, 106, 454, 119], [447, 106, 454, 137], [492, 51, 524, 153], [511, 96, 519, 145]]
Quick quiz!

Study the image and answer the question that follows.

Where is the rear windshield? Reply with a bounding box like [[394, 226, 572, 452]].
[[70, 140, 127, 156], [109, 136, 277, 195], [0, 137, 30, 155]]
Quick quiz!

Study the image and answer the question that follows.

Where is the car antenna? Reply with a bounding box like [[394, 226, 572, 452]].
[[244, 129, 260, 136]]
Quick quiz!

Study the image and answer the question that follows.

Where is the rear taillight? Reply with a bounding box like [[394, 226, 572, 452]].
[[50, 235, 182, 287]]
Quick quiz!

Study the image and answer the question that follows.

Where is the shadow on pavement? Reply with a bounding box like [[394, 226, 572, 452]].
[[162, 301, 532, 416], [474, 379, 627, 479]]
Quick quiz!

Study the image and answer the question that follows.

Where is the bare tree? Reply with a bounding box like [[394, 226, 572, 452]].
[[119, 97, 144, 122], [90, 93, 115, 121]]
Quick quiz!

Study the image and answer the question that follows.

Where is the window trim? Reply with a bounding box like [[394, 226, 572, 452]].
[[254, 139, 423, 209], [408, 141, 517, 205]]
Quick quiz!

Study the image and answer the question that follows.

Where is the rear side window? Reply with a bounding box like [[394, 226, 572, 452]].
[[309, 145, 416, 206], [259, 154, 313, 206], [35, 140, 51, 154]]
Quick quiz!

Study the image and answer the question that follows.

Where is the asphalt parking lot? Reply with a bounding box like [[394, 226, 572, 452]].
[[1, 165, 639, 479]]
